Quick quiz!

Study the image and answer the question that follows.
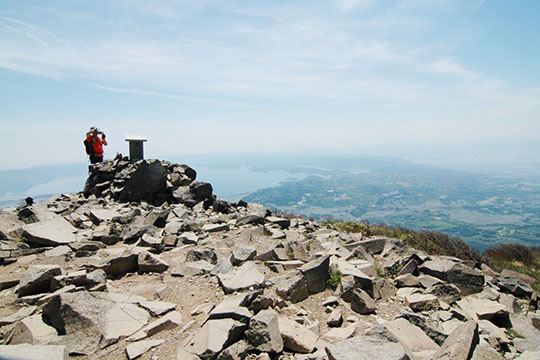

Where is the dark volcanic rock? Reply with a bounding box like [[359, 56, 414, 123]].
[[120, 160, 168, 203]]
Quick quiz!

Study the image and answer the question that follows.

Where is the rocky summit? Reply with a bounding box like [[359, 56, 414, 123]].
[[0, 158, 539, 360]]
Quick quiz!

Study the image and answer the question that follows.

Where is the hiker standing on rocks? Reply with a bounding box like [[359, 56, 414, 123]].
[[85, 126, 108, 164]]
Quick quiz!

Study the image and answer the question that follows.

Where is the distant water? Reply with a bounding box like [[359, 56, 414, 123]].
[[0, 165, 307, 208], [194, 166, 308, 201], [0, 176, 87, 208]]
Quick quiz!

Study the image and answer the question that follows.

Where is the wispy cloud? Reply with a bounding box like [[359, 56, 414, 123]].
[[1, 0, 538, 164], [428, 58, 481, 78]]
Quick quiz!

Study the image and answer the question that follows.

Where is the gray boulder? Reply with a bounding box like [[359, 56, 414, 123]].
[[216, 340, 249, 360], [246, 309, 283, 354], [218, 262, 265, 294], [138, 251, 169, 273], [185, 319, 246, 360], [230, 246, 257, 266], [325, 333, 408, 360], [300, 255, 330, 294], [424, 284, 461, 304], [275, 271, 309, 303], [120, 160, 168, 203], [351, 289, 376, 315], [99, 250, 138, 277], [190, 181, 213, 201], [446, 264, 485, 296], [186, 249, 218, 265], [357, 237, 387, 255], [430, 321, 479, 360], [5, 314, 58, 345], [278, 316, 319, 353], [16, 265, 62, 297]]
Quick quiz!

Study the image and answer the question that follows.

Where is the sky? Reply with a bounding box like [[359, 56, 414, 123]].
[[1, 0, 539, 170]]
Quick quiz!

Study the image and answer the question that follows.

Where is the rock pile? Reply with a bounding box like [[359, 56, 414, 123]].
[[83, 158, 213, 207], [0, 159, 539, 360]]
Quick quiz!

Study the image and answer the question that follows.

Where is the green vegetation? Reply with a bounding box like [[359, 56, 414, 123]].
[[327, 268, 341, 290], [386, 262, 405, 278], [483, 243, 540, 292], [326, 220, 481, 261]]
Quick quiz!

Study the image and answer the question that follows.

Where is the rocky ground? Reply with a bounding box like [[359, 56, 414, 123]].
[[0, 158, 539, 360]]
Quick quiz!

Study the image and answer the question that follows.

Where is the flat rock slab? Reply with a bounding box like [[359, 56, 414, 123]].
[[419, 258, 457, 280], [325, 325, 356, 341], [127, 311, 182, 342], [126, 339, 164, 360], [23, 220, 77, 246], [218, 262, 265, 294], [325, 334, 408, 360], [171, 261, 215, 277], [185, 318, 247, 360], [0, 274, 21, 290], [384, 318, 439, 358], [137, 300, 176, 316], [138, 251, 169, 273], [179, 231, 198, 244], [0, 344, 68, 360], [231, 246, 257, 266], [0, 305, 37, 326], [202, 223, 230, 233], [42, 291, 149, 354], [514, 351, 540, 360], [7, 314, 59, 345], [104, 303, 151, 344], [456, 297, 509, 326], [43, 245, 72, 257], [278, 317, 319, 353], [333, 258, 373, 291], [89, 208, 121, 223], [265, 260, 305, 272], [208, 297, 252, 323], [16, 265, 62, 297], [266, 216, 291, 229], [357, 237, 387, 254]]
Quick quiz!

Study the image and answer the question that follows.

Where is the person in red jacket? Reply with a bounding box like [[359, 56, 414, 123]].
[[85, 126, 108, 163]]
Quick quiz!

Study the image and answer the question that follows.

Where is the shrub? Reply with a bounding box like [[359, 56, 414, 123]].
[[484, 243, 536, 265], [327, 268, 341, 290]]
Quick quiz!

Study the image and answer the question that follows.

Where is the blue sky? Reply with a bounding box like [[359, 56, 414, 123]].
[[0, 0, 539, 170]]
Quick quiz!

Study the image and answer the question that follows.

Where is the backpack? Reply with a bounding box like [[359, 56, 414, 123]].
[[84, 138, 95, 156]]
